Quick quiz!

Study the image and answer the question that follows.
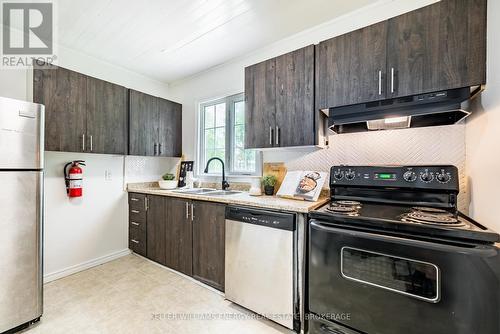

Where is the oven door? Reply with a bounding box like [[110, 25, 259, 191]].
[[308, 220, 500, 334]]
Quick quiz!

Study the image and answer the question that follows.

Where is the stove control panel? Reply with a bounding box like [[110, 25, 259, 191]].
[[330, 165, 459, 191]]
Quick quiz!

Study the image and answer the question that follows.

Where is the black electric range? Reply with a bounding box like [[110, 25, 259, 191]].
[[307, 165, 500, 334]]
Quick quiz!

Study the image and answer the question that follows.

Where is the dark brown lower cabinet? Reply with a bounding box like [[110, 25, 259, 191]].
[[128, 194, 226, 291], [146, 195, 167, 265], [166, 198, 193, 276], [192, 201, 225, 291]]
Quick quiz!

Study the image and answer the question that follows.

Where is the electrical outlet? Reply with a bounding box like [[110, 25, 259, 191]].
[[104, 170, 112, 181]]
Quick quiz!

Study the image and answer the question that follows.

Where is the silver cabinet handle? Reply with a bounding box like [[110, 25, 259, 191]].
[[378, 70, 382, 96], [131, 239, 139, 244], [269, 127, 273, 146], [391, 67, 395, 94], [131, 222, 140, 226], [82, 134, 86, 152], [130, 198, 139, 202], [131, 210, 140, 214], [191, 203, 194, 221], [145, 197, 148, 211], [158, 143, 162, 155], [185, 202, 189, 219], [90, 135, 93, 152], [275, 126, 280, 146]]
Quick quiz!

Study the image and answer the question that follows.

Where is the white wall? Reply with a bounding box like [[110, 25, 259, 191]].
[[169, 0, 439, 162], [465, 0, 500, 232], [0, 45, 177, 281]]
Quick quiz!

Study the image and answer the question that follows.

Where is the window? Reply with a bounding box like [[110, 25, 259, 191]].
[[199, 93, 261, 176]]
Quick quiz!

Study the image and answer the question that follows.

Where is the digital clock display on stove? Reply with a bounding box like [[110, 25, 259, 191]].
[[374, 173, 397, 180]]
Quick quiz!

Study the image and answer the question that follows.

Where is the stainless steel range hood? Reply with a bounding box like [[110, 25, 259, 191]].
[[326, 87, 483, 134]]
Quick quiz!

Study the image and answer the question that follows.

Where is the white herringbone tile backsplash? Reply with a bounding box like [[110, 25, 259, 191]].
[[263, 125, 468, 212]]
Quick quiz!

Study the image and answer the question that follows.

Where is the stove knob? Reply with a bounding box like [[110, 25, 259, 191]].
[[437, 172, 451, 184], [420, 171, 434, 183], [333, 170, 344, 181], [403, 171, 417, 182], [345, 171, 356, 180]]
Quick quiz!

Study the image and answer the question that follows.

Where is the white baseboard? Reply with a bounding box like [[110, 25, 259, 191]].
[[43, 249, 131, 283]]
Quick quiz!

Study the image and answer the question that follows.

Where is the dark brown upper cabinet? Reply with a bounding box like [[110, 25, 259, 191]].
[[129, 90, 182, 157], [245, 45, 316, 149], [317, 21, 388, 110], [317, 0, 487, 109], [386, 0, 487, 98], [86, 76, 128, 154], [34, 65, 87, 153], [34, 65, 128, 154], [192, 201, 225, 291], [245, 58, 276, 149]]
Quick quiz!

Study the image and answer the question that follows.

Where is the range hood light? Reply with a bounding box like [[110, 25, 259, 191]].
[[366, 116, 411, 131], [384, 116, 410, 124]]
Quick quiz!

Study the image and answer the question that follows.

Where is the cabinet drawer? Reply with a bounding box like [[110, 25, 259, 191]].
[[129, 227, 146, 256], [129, 218, 146, 231], [129, 193, 146, 210], [129, 207, 146, 223]]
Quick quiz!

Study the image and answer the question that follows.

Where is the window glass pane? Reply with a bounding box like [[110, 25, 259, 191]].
[[204, 129, 215, 149], [215, 103, 226, 127], [233, 148, 245, 171], [215, 127, 225, 149], [245, 150, 256, 172], [234, 124, 244, 148], [235, 101, 245, 125], [204, 106, 215, 129]]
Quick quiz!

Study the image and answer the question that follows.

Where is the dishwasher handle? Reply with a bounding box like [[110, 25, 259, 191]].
[[226, 206, 296, 231]]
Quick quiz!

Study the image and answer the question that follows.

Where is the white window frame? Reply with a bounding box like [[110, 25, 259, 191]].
[[198, 93, 262, 177]]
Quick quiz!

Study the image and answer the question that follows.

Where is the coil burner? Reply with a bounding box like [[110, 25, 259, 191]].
[[402, 207, 465, 227]]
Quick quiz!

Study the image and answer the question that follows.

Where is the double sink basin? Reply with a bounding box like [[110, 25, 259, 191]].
[[171, 188, 242, 197]]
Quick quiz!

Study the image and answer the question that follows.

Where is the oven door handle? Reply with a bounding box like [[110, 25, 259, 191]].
[[310, 220, 496, 256]]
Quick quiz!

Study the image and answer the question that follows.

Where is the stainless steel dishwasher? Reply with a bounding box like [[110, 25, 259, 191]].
[[225, 206, 298, 331]]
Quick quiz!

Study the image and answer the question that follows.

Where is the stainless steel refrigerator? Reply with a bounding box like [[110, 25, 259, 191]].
[[0, 96, 44, 333]]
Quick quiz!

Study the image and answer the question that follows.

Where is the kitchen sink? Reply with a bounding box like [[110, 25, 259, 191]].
[[205, 190, 242, 196], [172, 188, 216, 194]]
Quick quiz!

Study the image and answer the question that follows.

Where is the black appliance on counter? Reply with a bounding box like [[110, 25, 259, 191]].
[[307, 165, 500, 334]]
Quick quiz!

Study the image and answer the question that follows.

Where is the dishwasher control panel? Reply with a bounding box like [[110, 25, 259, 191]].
[[226, 206, 296, 231]]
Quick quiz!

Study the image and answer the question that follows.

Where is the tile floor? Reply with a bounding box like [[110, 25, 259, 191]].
[[23, 254, 292, 334]]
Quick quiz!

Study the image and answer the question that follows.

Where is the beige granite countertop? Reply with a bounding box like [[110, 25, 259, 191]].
[[127, 183, 329, 213]]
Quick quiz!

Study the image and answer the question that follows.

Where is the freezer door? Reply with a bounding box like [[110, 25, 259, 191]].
[[0, 96, 44, 169], [0, 171, 43, 332]]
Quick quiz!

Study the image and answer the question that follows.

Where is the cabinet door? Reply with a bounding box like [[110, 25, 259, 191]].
[[386, 0, 487, 98], [317, 21, 388, 109], [33, 65, 87, 152], [192, 201, 225, 291], [129, 90, 158, 156], [86, 77, 128, 154], [146, 195, 166, 265], [158, 99, 182, 157], [166, 198, 193, 276], [275, 45, 315, 147], [244, 59, 276, 149]]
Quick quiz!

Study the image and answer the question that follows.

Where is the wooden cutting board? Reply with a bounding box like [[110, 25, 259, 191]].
[[263, 163, 287, 192]]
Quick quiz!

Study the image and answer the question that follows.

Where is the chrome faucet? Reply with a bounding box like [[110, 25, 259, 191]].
[[204, 157, 230, 190]]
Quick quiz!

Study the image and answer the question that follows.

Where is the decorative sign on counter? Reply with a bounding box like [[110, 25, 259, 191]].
[[276, 171, 327, 202]]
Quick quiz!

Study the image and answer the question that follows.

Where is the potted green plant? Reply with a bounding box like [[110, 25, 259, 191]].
[[158, 173, 177, 190], [262, 175, 278, 196]]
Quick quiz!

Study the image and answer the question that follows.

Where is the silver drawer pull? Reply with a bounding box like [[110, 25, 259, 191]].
[[131, 239, 139, 244], [130, 198, 139, 202], [131, 210, 140, 214], [131, 222, 140, 226]]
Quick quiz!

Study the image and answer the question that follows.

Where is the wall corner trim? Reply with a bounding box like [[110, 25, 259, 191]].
[[43, 248, 131, 283]]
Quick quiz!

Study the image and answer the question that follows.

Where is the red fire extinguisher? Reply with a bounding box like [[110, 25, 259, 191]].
[[64, 160, 86, 197]]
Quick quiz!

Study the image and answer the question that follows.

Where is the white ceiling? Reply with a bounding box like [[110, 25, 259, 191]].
[[57, 0, 372, 83]]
